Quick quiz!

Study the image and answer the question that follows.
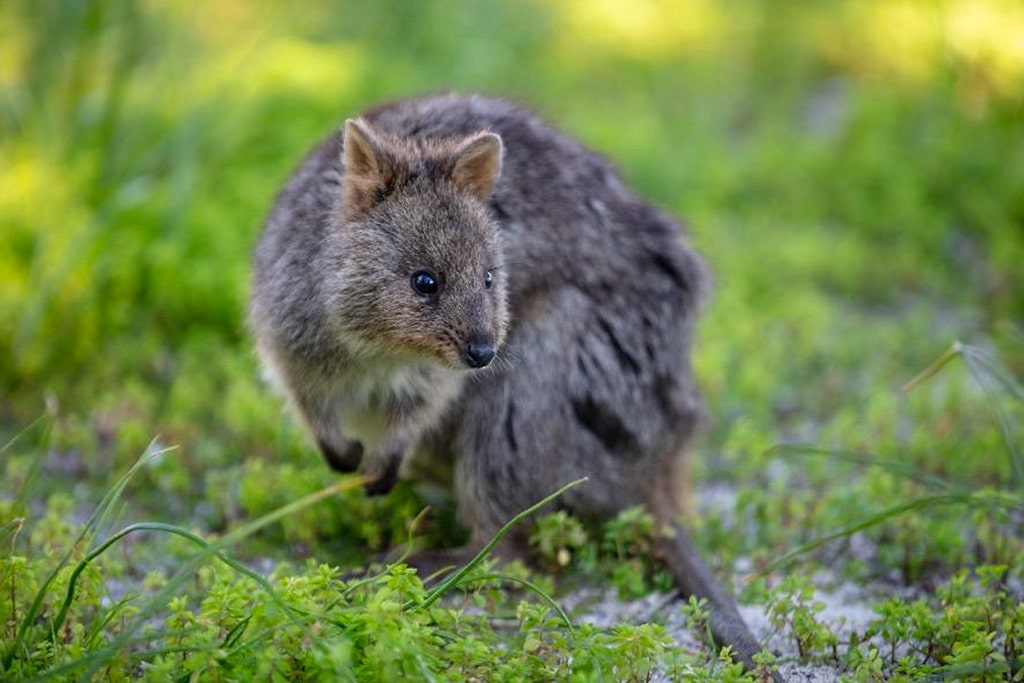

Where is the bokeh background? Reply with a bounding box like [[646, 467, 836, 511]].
[[2, 0, 1023, 566]]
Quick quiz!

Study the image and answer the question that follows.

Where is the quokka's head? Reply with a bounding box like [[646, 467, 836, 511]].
[[325, 117, 509, 370]]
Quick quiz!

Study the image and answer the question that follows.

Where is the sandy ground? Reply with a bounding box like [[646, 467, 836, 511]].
[[559, 481, 899, 682], [565, 578, 880, 682]]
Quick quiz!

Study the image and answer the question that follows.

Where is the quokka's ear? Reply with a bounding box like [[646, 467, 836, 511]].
[[342, 118, 388, 214], [451, 132, 503, 201]]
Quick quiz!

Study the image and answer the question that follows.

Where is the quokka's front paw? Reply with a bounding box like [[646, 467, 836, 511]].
[[363, 453, 402, 496], [318, 438, 364, 473]]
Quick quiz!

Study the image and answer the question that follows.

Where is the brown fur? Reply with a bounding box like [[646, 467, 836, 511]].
[[249, 93, 780, 678]]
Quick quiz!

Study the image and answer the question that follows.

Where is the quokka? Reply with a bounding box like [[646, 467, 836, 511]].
[[250, 93, 779, 677]]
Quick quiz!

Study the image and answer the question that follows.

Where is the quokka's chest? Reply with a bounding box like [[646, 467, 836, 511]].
[[336, 364, 464, 448]]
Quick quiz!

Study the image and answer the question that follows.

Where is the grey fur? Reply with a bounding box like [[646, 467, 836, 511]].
[[250, 93, 778, 677]]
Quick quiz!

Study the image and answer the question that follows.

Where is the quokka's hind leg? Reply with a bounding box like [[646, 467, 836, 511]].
[[398, 368, 573, 580]]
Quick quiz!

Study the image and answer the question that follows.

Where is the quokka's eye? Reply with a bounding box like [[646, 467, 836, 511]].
[[410, 270, 439, 296], [484, 271, 493, 290]]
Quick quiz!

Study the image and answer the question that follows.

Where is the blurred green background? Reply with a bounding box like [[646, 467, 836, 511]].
[[1, 0, 1022, 560]]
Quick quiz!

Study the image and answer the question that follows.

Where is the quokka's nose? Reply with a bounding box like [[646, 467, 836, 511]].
[[463, 340, 495, 368]]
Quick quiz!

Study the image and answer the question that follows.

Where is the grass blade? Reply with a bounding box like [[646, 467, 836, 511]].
[[959, 345, 1024, 492], [69, 475, 367, 681], [4, 442, 171, 670], [763, 491, 1020, 573], [901, 341, 1024, 494], [901, 341, 963, 395], [50, 521, 291, 639], [0, 517, 25, 547], [454, 572, 574, 630], [766, 494, 959, 572], [3, 415, 53, 512], [766, 444, 953, 491], [416, 477, 587, 610]]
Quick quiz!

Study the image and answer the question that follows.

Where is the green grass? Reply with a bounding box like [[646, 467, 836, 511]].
[[2, 0, 1024, 680]]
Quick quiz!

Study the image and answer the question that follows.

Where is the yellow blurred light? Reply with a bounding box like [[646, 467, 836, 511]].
[[554, 0, 725, 60], [243, 37, 365, 99], [816, 0, 1024, 106], [945, 0, 1024, 96]]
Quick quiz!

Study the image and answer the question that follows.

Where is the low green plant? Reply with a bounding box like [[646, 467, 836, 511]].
[[529, 510, 589, 572], [7, 457, 748, 681], [757, 563, 1024, 681], [601, 506, 674, 598], [764, 574, 838, 663], [749, 343, 1024, 679]]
